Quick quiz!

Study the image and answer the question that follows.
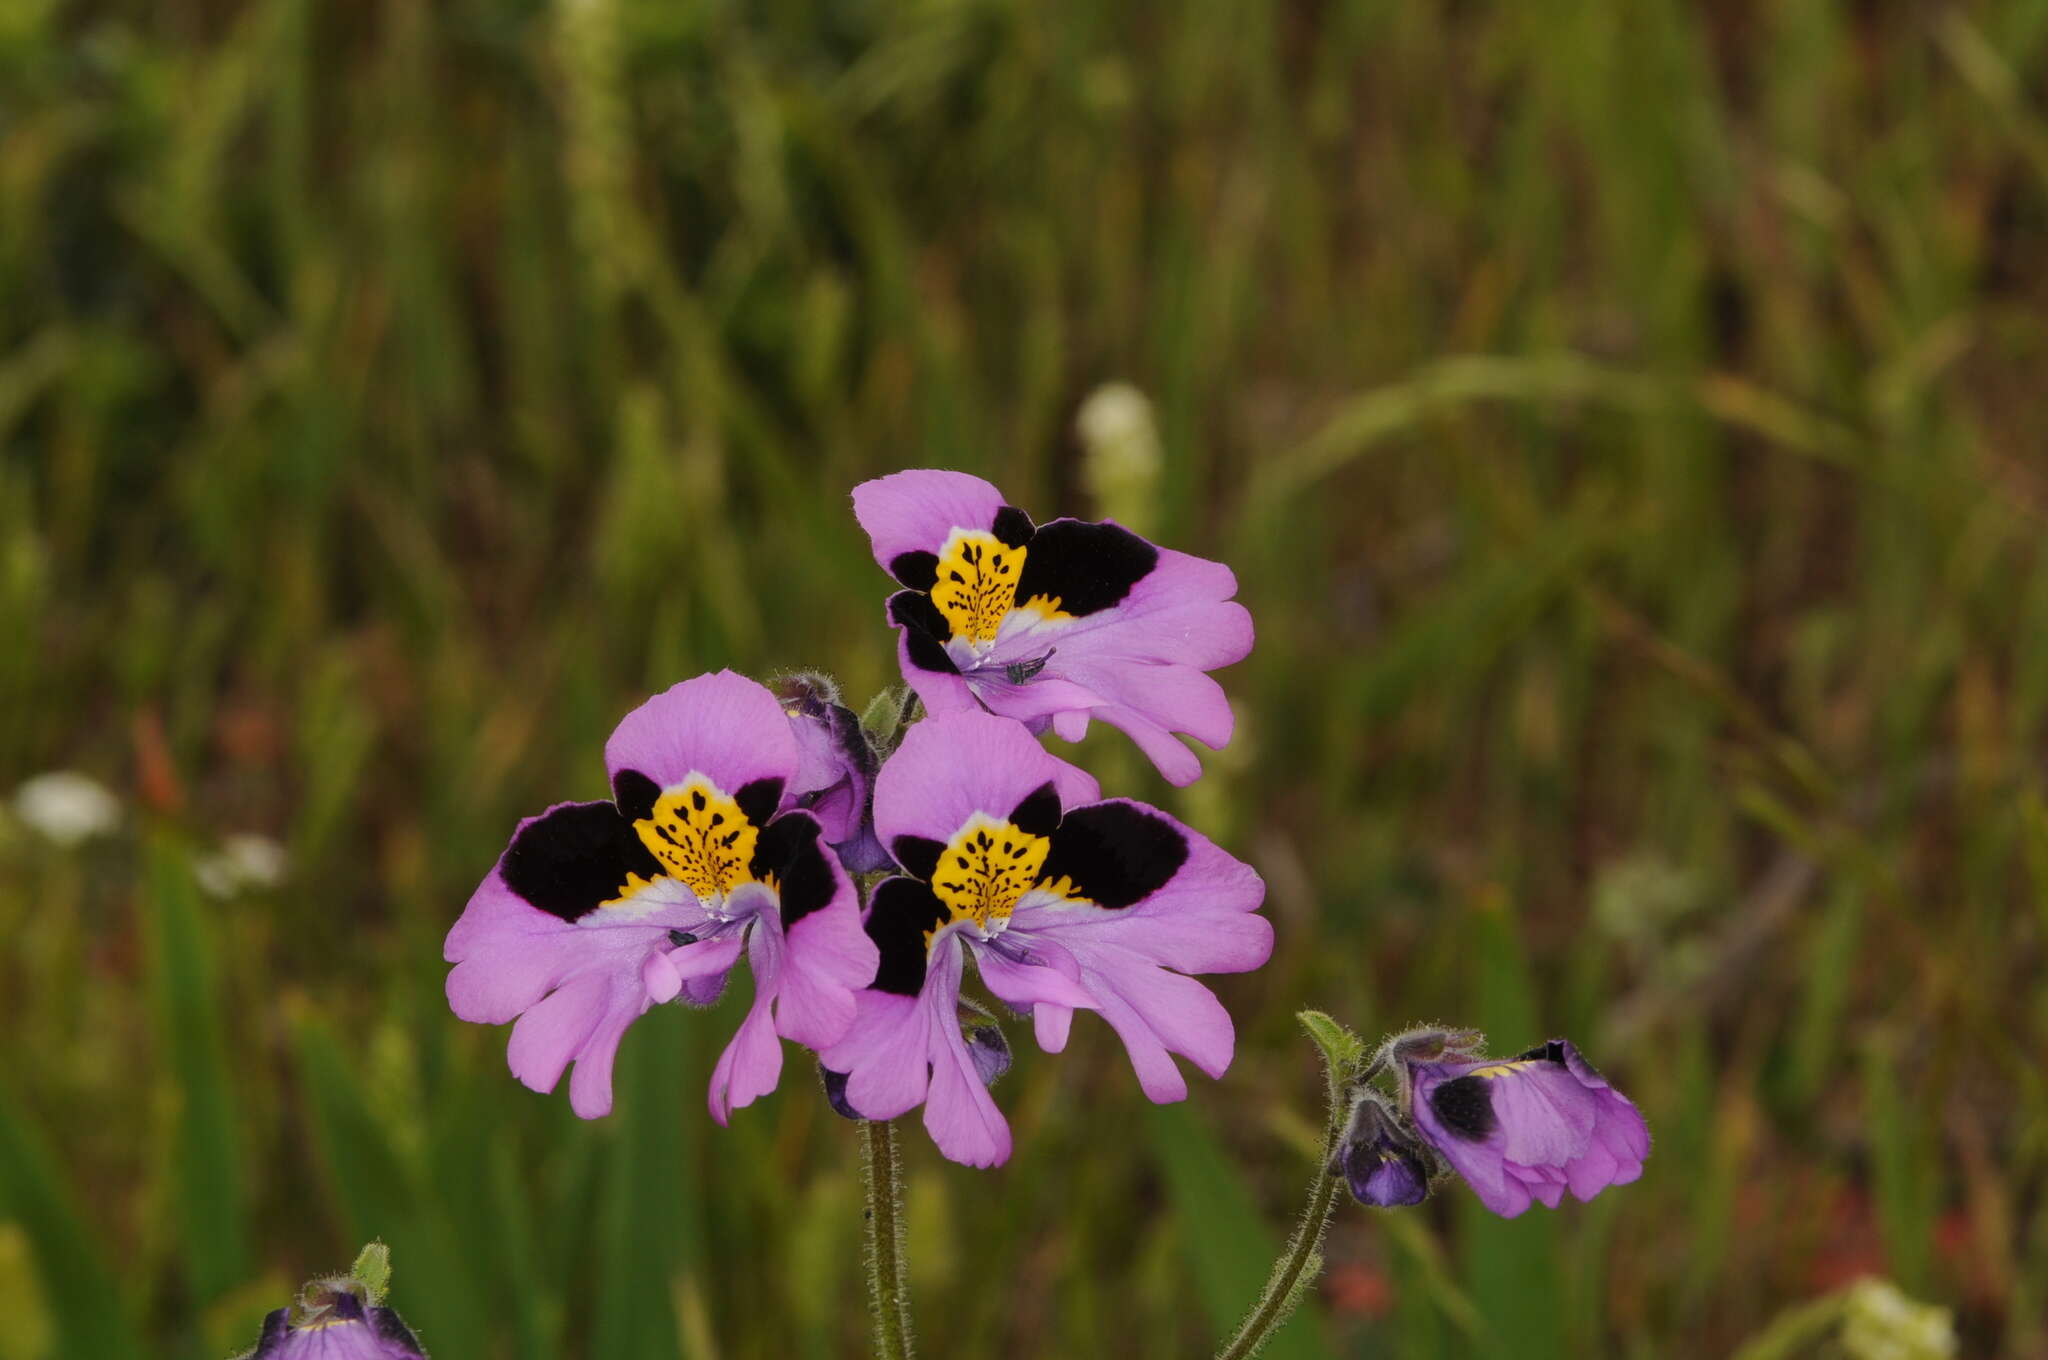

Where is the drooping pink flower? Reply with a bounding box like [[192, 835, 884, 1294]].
[[852, 469, 1253, 786], [445, 670, 877, 1122], [820, 711, 1270, 1166], [1405, 1039, 1650, 1217]]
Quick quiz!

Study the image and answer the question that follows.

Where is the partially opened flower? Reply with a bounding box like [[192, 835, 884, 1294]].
[[445, 670, 877, 1121], [242, 1283, 425, 1359], [853, 469, 1253, 786], [776, 672, 890, 873], [1406, 1039, 1650, 1218], [820, 711, 1270, 1166]]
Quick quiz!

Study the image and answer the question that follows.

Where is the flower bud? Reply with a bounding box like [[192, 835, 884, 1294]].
[[1335, 1089, 1431, 1209]]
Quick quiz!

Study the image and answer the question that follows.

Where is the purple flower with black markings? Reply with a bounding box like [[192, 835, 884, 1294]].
[[819, 711, 1270, 1166], [853, 469, 1253, 786], [242, 1286, 425, 1359], [1405, 1039, 1650, 1218], [445, 670, 877, 1122]]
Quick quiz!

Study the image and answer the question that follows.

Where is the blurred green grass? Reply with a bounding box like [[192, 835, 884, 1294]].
[[4, 0, 2047, 1355]]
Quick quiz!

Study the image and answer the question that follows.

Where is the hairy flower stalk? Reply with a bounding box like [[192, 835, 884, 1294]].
[[859, 1118, 916, 1360], [1216, 1012, 1361, 1360]]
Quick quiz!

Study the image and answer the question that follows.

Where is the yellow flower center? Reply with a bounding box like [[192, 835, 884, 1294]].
[[930, 530, 1024, 644], [628, 776, 758, 903], [928, 812, 1052, 935]]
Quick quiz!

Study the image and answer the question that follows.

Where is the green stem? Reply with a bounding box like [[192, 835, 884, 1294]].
[[859, 1118, 916, 1359], [1215, 1063, 1350, 1360]]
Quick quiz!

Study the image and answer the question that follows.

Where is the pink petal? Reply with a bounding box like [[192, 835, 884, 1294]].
[[822, 991, 935, 1122], [708, 923, 786, 1124], [775, 887, 878, 1051], [1034, 1003, 1074, 1053], [894, 630, 981, 718], [974, 942, 1098, 1014], [604, 670, 801, 801], [916, 946, 1012, 1167], [853, 469, 1009, 572], [506, 971, 612, 1098], [872, 711, 1098, 848]]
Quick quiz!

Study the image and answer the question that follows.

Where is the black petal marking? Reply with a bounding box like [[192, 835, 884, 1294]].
[[991, 504, 1036, 548], [1012, 518, 1158, 617], [372, 1308, 426, 1355], [501, 801, 664, 922], [866, 876, 951, 995], [752, 812, 836, 926], [888, 590, 960, 675], [251, 1310, 290, 1358], [889, 550, 939, 591], [891, 834, 945, 881], [612, 768, 659, 823], [1429, 1075, 1498, 1141], [889, 589, 949, 635], [1008, 781, 1063, 836], [1038, 802, 1188, 909], [733, 777, 785, 830]]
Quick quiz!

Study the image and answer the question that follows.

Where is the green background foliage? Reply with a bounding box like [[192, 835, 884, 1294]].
[[3, 0, 2045, 1354]]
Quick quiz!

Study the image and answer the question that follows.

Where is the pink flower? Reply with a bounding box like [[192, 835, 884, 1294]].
[[1405, 1040, 1650, 1217], [445, 671, 877, 1122], [853, 470, 1253, 786], [820, 712, 1270, 1166]]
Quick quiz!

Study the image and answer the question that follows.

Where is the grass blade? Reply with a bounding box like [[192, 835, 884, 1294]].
[[0, 1080, 143, 1359], [143, 834, 250, 1307]]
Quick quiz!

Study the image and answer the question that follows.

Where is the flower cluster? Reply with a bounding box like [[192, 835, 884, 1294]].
[[1334, 1029, 1650, 1218], [445, 470, 1267, 1165]]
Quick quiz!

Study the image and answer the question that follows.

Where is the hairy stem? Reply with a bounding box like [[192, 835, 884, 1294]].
[[859, 1118, 916, 1359], [1215, 1060, 1350, 1359]]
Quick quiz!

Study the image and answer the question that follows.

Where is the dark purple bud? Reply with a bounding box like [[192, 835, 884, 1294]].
[[819, 1064, 861, 1121], [243, 1275, 426, 1358], [962, 1012, 1012, 1089], [777, 674, 891, 872], [771, 671, 844, 715], [1336, 1090, 1431, 1209]]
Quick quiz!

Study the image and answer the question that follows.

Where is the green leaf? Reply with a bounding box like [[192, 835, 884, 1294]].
[[0, 1079, 142, 1359], [1295, 1009, 1366, 1079], [350, 1242, 392, 1306], [143, 835, 250, 1306], [860, 686, 911, 752], [293, 1014, 491, 1360], [592, 1005, 701, 1360]]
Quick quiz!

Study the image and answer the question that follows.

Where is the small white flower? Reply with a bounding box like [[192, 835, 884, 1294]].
[[1076, 383, 1165, 534], [1076, 382, 1162, 481], [12, 772, 122, 847], [195, 833, 291, 898]]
